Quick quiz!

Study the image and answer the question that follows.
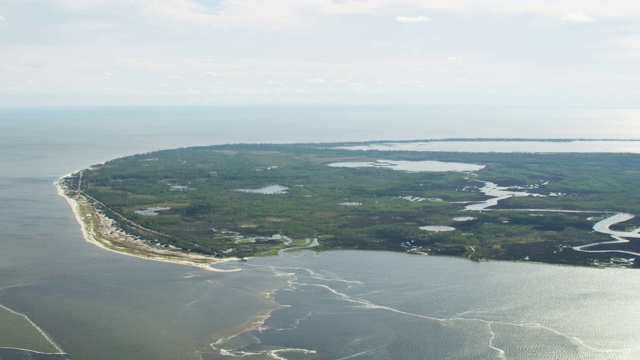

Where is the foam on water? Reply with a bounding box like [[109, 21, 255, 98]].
[[4, 106, 640, 359], [202, 251, 640, 359]]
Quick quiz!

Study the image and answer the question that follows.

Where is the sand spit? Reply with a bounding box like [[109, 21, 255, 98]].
[[54, 176, 237, 273]]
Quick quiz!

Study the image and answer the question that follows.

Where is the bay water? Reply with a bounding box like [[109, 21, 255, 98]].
[[1, 105, 640, 359]]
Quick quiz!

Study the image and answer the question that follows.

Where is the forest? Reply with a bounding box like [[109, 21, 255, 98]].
[[60, 141, 640, 267]]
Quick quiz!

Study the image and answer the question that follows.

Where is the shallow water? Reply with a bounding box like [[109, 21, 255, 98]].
[[206, 250, 640, 359], [236, 185, 290, 194], [419, 225, 456, 232], [328, 159, 485, 172], [340, 140, 640, 153], [2, 105, 640, 359]]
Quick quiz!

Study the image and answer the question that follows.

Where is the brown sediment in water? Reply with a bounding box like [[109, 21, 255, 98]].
[[197, 294, 284, 357]]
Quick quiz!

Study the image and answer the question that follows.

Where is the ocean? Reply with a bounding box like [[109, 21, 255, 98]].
[[1, 105, 640, 359]]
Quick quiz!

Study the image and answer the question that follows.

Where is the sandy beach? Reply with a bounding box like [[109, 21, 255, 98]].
[[54, 174, 238, 273]]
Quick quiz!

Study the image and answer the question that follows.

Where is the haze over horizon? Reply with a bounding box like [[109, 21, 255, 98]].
[[1, 0, 640, 107]]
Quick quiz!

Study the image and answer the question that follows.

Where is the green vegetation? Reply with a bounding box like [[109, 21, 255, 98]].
[[60, 142, 640, 268]]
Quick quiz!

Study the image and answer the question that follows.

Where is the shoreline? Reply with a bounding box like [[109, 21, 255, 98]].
[[54, 176, 239, 273], [55, 172, 290, 359], [201, 289, 287, 357], [55, 161, 640, 271]]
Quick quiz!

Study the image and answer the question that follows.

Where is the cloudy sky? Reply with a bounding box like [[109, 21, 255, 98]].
[[1, 0, 639, 107]]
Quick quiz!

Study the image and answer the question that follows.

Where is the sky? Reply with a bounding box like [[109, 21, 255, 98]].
[[1, 0, 639, 107]]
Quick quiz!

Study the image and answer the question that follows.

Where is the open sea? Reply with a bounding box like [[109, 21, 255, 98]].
[[1, 105, 640, 359]]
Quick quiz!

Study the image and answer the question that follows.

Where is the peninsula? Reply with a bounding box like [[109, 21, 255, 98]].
[[57, 141, 640, 268]]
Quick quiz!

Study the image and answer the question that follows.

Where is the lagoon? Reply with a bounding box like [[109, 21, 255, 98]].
[[328, 159, 485, 172], [134, 207, 171, 216], [236, 185, 289, 194], [419, 225, 456, 232]]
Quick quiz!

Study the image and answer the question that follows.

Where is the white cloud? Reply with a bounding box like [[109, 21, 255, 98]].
[[318, 0, 388, 15], [0, 13, 5, 21], [48, 0, 134, 11], [397, 1, 640, 19], [562, 12, 594, 23], [40, 0, 640, 25], [3, 86, 33, 95], [57, 20, 116, 31], [348, 83, 367, 91], [306, 77, 326, 84], [118, 57, 177, 71], [205, 72, 226, 78], [142, 0, 301, 28], [209, 87, 306, 94], [610, 34, 640, 58], [3, 0, 640, 106], [396, 15, 431, 23], [401, 80, 424, 87], [142, 1, 219, 26]]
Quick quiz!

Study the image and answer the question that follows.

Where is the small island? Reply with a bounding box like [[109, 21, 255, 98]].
[[56, 141, 640, 268]]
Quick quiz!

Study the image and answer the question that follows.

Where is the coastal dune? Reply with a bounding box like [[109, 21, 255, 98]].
[[54, 175, 237, 272]]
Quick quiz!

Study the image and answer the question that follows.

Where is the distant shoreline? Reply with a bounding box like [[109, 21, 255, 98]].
[[54, 175, 239, 272]]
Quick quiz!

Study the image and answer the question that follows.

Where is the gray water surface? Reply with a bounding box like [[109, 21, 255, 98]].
[[208, 250, 640, 359], [2, 105, 640, 359]]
